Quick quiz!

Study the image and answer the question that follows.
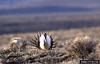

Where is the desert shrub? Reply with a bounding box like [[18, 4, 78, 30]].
[[0, 49, 25, 64], [0, 46, 68, 64], [67, 36, 98, 59], [95, 42, 100, 59]]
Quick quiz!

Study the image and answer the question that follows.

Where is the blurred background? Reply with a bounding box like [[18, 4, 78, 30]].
[[0, 0, 100, 34]]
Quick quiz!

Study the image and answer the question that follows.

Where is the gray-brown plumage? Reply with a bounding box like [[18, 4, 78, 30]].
[[9, 37, 27, 52]]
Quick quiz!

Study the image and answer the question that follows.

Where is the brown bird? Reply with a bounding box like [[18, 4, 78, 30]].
[[9, 37, 27, 52]]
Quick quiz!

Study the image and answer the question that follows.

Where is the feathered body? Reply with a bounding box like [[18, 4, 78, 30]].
[[39, 33, 53, 50], [10, 37, 27, 51], [30, 33, 56, 50]]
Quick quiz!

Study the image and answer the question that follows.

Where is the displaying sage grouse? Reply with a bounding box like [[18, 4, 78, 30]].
[[30, 33, 56, 50]]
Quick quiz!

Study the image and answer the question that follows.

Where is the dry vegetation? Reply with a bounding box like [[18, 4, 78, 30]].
[[0, 27, 100, 64], [0, 13, 100, 64]]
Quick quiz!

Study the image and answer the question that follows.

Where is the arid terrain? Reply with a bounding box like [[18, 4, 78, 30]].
[[0, 13, 100, 64]]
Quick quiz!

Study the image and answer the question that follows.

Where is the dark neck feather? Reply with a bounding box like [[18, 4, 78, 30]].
[[44, 33, 47, 38]]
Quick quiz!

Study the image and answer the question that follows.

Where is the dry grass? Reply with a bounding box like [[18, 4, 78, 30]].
[[0, 46, 69, 64], [66, 36, 98, 59], [0, 27, 100, 64]]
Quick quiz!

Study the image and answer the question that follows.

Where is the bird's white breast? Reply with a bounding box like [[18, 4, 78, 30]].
[[39, 34, 52, 50], [11, 39, 18, 44], [39, 34, 46, 49], [46, 35, 51, 47]]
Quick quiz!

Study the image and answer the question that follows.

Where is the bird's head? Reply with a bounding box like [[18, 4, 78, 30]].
[[10, 37, 24, 47]]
